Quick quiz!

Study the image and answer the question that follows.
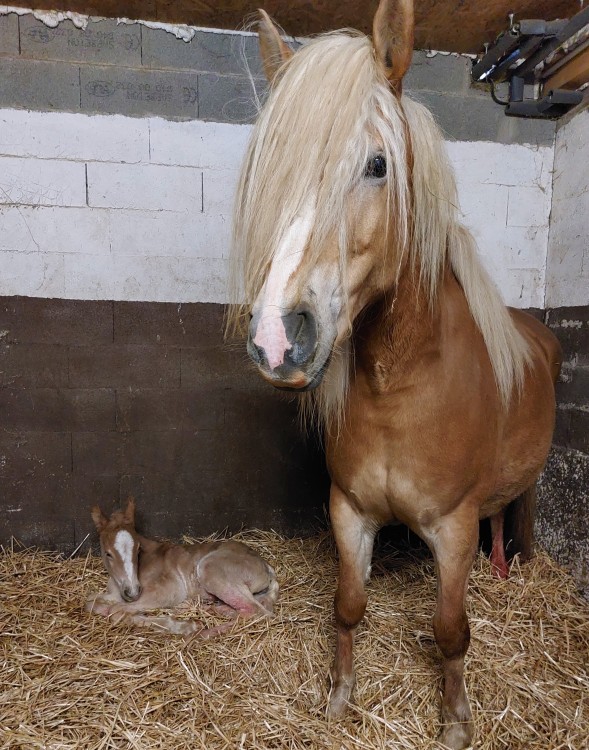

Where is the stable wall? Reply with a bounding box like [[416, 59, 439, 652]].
[[0, 8, 583, 582], [536, 109, 589, 598]]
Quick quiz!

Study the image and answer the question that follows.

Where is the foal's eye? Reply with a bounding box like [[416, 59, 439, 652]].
[[364, 154, 387, 180], [105, 552, 112, 558]]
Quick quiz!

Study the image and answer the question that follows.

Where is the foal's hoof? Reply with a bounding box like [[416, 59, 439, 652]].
[[438, 721, 473, 750]]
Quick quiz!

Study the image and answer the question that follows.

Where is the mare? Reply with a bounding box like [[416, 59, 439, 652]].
[[87, 498, 279, 638], [227, 1, 562, 746]]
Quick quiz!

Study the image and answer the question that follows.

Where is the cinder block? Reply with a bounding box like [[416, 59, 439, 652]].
[[494, 107, 556, 148], [507, 185, 550, 228], [68, 345, 181, 388], [0, 109, 149, 163], [406, 51, 470, 94], [72, 431, 122, 476], [500, 225, 549, 270], [0, 387, 116, 431], [148, 117, 252, 169], [0, 343, 69, 388], [142, 27, 263, 77], [0, 13, 19, 57], [0, 155, 86, 207], [116, 388, 222, 432], [175, 257, 229, 304], [19, 16, 141, 66], [180, 345, 248, 388], [198, 73, 265, 123], [80, 65, 198, 119], [446, 140, 553, 190], [0, 297, 114, 345], [202, 168, 240, 214], [546, 306, 589, 364], [63, 251, 115, 300], [111, 255, 183, 302], [413, 90, 555, 146], [0, 58, 81, 112], [0, 250, 64, 297], [0, 206, 110, 256], [0, 430, 71, 478], [87, 162, 202, 211], [107, 209, 229, 259], [113, 301, 225, 347], [455, 181, 509, 231]]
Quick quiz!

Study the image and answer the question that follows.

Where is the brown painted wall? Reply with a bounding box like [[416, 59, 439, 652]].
[[0, 296, 329, 550], [2, 295, 588, 577]]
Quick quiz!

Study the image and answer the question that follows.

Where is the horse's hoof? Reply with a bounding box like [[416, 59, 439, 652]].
[[327, 681, 353, 719], [438, 721, 473, 750]]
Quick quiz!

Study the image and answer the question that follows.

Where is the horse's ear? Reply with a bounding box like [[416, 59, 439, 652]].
[[91, 506, 108, 532], [372, 0, 414, 94], [258, 8, 293, 83], [123, 495, 136, 524]]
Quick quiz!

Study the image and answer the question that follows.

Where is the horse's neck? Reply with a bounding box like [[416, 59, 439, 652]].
[[354, 266, 451, 389]]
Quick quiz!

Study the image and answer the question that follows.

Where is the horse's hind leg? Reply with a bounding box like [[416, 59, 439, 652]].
[[490, 510, 509, 580], [328, 484, 376, 718], [428, 510, 478, 750]]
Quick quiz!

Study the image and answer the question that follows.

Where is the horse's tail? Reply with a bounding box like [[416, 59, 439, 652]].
[[504, 485, 537, 562]]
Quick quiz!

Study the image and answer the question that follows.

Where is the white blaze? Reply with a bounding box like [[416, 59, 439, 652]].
[[253, 202, 315, 370], [114, 529, 136, 584]]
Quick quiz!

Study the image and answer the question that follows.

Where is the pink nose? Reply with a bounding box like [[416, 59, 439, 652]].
[[248, 307, 318, 377], [253, 314, 291, 370]]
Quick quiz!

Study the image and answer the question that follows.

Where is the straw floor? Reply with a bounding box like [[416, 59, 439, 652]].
[[1, 531, 588, 750]]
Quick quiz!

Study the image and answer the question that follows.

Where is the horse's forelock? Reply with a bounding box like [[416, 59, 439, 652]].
[[229, 28, 529, 424]]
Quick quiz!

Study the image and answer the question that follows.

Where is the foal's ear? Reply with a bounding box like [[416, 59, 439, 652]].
[[372, 0, 414, 94], [91, 506, 108, 532], [123, 495, 136, 523], [258, 8, 293, 83]]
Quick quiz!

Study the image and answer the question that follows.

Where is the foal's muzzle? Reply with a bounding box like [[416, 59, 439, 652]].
[[122, 585, 142, 602], [248, 308, 319, 389]]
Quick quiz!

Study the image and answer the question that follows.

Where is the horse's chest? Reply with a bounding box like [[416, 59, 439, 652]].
[[327, 433, 429, 526]]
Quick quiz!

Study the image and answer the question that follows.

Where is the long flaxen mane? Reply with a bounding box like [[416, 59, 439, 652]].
[[228, 31, 530, 427]]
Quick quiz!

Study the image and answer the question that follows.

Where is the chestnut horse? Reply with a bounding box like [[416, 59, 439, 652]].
[[228, 1, 561, 746]]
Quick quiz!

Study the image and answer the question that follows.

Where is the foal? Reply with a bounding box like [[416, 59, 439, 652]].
[[87, 498, 279, 637]]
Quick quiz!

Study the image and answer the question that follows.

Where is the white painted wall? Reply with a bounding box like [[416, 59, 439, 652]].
[[546, 109, 589, 308], [0, 107, 553, 307]]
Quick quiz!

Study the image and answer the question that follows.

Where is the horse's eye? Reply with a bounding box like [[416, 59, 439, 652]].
[[105, 552, 112, 558], [364, 154, 387, 180]]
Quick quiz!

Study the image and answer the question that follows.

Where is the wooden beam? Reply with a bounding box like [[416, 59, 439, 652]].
[[546, 46, 589, 90]]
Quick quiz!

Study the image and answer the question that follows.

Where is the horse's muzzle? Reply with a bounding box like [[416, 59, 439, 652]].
[[247, 307, 320, 388]]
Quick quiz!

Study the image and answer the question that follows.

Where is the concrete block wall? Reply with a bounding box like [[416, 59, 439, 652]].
[[536, 109, 589, 598], [0, 11, 555, 308]]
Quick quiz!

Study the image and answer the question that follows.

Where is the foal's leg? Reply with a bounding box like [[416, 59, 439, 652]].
[[428, 511, 478, 750], [328, 484, 376, 718]]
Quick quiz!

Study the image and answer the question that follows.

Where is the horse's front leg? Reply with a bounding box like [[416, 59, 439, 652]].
[[427, 509, 478, 750], [328, 483, 376, 718]]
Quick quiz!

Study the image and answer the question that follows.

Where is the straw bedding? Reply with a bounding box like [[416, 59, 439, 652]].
[[1, 531, 588, 750]]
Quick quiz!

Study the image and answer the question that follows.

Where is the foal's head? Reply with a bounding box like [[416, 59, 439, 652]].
[[91, 497, 142, 602]]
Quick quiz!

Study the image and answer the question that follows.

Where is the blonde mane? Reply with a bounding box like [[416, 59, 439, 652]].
[[228, 31, 530, 427]]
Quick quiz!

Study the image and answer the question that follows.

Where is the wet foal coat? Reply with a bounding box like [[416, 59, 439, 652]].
[[87, 499, 279, 637], [229, 1, 561, 747]]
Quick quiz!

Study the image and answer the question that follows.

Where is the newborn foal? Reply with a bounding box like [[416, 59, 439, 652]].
[[86, 498, 279, 637]]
